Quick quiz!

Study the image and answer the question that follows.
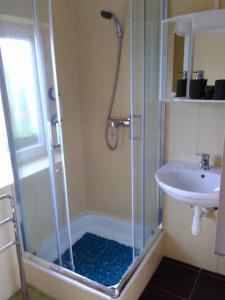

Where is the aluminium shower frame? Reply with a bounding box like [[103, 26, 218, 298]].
[[48, 0, 167, 297]]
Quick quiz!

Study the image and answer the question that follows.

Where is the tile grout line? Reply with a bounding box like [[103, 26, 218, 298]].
[[202, 271, 225, 282], [165, 257, 225, 282], [150, 286, 186, 300], [188, 268, 201, 300], [195, 103, 200, 155]]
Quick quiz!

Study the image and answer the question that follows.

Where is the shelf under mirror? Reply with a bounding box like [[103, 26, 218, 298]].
[[164, 97, 225, 103]]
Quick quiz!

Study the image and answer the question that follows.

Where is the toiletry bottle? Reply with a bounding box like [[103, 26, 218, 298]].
[[213, 80, 225, 100], [189, 71, 207, 99], [176, 71, 187, 97], [204, 85, 214, 100]]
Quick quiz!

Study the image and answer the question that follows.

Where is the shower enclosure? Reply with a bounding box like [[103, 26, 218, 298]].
[[0, 0, 165, 297]]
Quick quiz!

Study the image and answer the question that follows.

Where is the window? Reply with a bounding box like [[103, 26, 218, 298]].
[[0, 37, 45, 161], [0, 89, 13, 187]]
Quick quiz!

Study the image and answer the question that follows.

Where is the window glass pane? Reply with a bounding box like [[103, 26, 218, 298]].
[[0, 91, 13, 187], [0, 38, 42, 151]]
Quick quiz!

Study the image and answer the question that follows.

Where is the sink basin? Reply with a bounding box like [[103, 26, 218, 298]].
[[155, 161, 221, 207]]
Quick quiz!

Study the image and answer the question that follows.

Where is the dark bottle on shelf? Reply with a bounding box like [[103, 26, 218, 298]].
[[176, 71, 187, 97], [189, 71, 207, 99], [204, 85, 214, 100], [213, 80, 225, 100]]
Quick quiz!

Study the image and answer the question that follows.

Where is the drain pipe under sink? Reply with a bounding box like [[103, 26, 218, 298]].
[[192, 206, 210, 236]]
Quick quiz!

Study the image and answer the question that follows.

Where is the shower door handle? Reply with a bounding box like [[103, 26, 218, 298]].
[[132, 114, 142, 141], [53, 121, 61, 149], [48, 121, 61, 149], [50, 114, 61, 149]]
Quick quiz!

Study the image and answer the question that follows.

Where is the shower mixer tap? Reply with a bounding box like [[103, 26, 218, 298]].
[[108, 117, 131, 128], [118, 117, 131, 127]]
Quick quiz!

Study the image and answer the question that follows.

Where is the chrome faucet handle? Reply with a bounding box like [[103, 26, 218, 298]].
[[196, 153, 210, 160], [196, 153, 210, 170]]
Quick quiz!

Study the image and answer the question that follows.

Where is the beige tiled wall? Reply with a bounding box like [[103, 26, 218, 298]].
[[52, 0, 87, 219], [71, 0, 132, 221], [19, 166, 67, 254], [164, 0, 225, 274]]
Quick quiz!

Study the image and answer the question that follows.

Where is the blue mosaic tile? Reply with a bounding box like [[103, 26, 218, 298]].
[[54, 233, 133, 286]]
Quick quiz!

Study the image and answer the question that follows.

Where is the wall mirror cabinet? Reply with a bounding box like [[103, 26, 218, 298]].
[[161, 9, 225, 103]]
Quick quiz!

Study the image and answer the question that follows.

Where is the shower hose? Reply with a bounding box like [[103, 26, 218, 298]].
[[105, 37, 122, 150]]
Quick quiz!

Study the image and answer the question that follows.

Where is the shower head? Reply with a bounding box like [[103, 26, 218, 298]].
[[100, 10, 113, 20], [100, 9, 123, 38]]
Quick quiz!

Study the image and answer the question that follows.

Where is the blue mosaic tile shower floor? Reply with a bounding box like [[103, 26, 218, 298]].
[[54, 233, 133, 286]]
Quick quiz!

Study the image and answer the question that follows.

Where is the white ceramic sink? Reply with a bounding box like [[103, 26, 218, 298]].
[[155, 161, 221, 207]]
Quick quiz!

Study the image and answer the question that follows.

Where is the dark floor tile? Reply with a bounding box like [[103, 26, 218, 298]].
[[201, 269, 225, 281], [191, 272, 225, 300], [163, 257, 200, 271], [139, 287, 184, 300], [150, 259, 199, 299]]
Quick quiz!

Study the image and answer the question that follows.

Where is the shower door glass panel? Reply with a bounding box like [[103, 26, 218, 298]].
[[0, 0, 73, 268], [131, 0, 145, 256], [132, 0, 163, 256], [143, 0, 163, 245], [34, 0, 74, 270]]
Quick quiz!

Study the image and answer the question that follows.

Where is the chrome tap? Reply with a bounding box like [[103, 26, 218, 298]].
[[107, 117, 131, 128], [196, 153, 210, 170]]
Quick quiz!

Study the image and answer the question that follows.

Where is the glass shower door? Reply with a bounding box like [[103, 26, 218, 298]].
[[0, 0, 74, 270], [143, 0, 163, 245], [33, 0, 74, 271], [131, 0, 145, 257], [131, 0, 164, 257]]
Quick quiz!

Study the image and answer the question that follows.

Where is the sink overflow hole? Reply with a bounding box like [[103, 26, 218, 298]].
[[201, 174, 205, 178]]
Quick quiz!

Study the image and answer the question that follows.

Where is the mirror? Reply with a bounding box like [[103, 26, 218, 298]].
[[165, 21, 192, 99], [193, 31, 225, 85], [172, 22, 191, 95], [166, 22, 225, 99], [172, 33, 185, 92]]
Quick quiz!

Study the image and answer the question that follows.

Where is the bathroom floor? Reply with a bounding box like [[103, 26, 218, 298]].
[[9, 285, 54, 300], [54, 232, 133, 286], [139, 257, 225, 300]]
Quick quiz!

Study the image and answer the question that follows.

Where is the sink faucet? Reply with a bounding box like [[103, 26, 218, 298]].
[[196, 153, 210, 170]]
